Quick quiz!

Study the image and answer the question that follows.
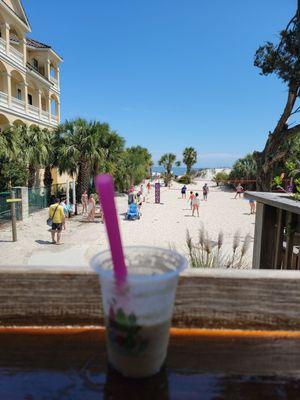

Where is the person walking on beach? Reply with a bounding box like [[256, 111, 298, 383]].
[[203, 183, 209, 201], [140, 184, 146, 202], [188, 191, 195, 209], [192, 193, 200, 217], [128, 188, 135, 205], [137, 191, 143, 212], [234, 183, 244, 199], [181, 185, 187, 199], [249, 199, 256, 214], [87, 194, 96, 222], [49, 198, 65, 245], [81, 191, 88, 214], [146, 181, 151, 195]]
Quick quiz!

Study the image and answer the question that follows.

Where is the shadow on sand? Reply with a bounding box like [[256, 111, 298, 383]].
[[35, 240, 53, 245]]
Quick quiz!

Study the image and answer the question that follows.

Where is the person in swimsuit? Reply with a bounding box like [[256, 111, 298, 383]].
[[181, 185, 187, 199], [81, 191, 88, 214], [188, 191, 195, 209], [87, 194, 96, 222], [192, 193, 200, 217]]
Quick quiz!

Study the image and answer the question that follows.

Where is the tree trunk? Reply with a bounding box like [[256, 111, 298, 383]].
[[255, 83, 299, 191], [28, 164, 36, 188], [77, 160, 90, 201], [43, 165, 53, 188], [43, 165, 53, 206]]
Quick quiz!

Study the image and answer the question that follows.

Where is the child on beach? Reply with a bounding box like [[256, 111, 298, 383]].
[[192, 193, 200, 217], [181, 185, 187, 199], [189, 191, 195, 209], [203, 183, 209, 201]]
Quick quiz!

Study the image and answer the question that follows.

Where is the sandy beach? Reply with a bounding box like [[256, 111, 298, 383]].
[[0, 180, 255, 269]]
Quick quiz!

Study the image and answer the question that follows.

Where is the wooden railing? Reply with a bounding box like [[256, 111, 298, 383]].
[[0, 267, 299, 330]]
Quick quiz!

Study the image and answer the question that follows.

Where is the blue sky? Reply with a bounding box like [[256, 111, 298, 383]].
[[23, 0, 298, 167]]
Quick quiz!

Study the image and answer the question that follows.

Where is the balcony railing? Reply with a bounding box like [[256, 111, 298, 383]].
[[41, 110, 49, 122], [0, 39, 24, 67], [9, 45, 23, 65], [0, 38, 6, 53], [28, 104, 40, 118], [0, 91, 8, 107], [11, 97, 25, 113], [50, 76, 59, 88], [0, 92, 58, 127]]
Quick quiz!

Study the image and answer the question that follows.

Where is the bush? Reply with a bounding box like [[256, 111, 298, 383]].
[[212, 171, 229, 186], [177, 175, 191, 184]]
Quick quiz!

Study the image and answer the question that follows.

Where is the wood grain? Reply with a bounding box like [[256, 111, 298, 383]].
[[1, 267, 300, 330], [246, 191, 300, 214]]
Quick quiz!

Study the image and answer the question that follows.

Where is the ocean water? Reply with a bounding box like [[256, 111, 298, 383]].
[[152, 166, 187, 176]]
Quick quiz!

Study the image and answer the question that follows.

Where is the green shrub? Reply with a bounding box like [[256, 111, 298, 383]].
[[212, 171, 229, 186], [177, 175, 191, 184]]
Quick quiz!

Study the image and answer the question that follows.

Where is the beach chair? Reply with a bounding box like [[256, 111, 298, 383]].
[[125, 203, 140, 220]]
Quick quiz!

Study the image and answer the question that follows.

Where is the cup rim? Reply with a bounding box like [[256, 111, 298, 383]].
[[90, 245, 187, 283]]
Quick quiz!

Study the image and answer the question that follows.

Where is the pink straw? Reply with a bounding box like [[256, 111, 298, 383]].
[[95, 174, 127, 283]]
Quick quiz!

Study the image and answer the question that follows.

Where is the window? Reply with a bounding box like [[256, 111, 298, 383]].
[[17, 89, 22, 100], [27, 94, 32, 105], [33, 58, 39, 70]]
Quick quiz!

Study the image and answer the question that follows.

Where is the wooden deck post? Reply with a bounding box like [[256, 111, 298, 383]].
[[274, 209, 284, 269], [252, 202, 264, 269]]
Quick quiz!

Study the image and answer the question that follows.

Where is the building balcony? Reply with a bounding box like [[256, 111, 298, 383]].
[[50, 75, 59, 90], [0, 90, 59, 127], [0, 37, 24, 68]]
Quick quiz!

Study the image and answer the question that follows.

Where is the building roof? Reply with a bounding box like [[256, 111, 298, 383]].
[[27, 37, 63, 61], [26, 38, 51, 49], [0, 0, 31, 30]]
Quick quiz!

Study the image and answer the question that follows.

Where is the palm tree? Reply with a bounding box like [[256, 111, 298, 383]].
[[183, 147, 197, 176], [19, 125, 49, 188], [158, 153, 177, 186], [56, 119, 112, 199], [0, 125, 22, 189], [124, 146, 152, 186], [230, 154, 257, 180], [0, 125, 19, 160], [43, 129, 55, 189]]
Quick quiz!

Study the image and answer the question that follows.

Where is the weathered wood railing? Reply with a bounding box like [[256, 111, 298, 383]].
[[1, 266, 300, 330], [247, 191, 300, 269]]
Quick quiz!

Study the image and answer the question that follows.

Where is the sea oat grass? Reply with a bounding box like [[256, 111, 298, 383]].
[[187, 228, 251, 269]]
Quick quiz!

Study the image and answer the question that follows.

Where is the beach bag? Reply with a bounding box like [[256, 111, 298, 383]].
[[47, 205, 59, 227]]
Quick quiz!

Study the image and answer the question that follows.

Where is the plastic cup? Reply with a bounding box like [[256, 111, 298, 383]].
[[91, 246, 187, 378]]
